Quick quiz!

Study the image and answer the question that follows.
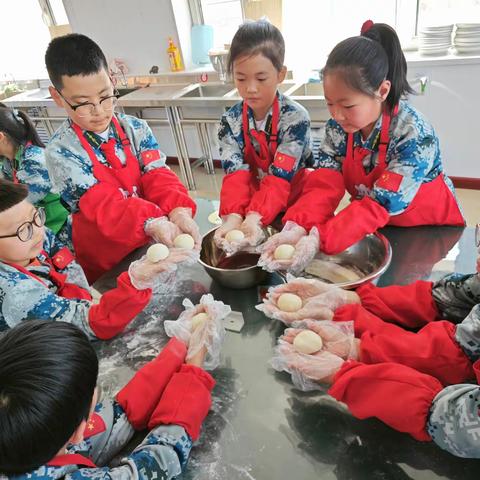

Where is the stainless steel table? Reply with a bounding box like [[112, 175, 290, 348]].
[[93, 200, 479, 479]]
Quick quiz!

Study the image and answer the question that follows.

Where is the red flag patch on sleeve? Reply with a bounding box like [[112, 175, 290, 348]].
[[83, 412, 106, 438], [273, 151, 296, 172], [140, 149, 161, 166], [376, 171, 403, 192], [52, 247, 75, 270]]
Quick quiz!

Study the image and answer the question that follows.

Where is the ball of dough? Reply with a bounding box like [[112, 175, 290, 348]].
[[274, 244, 296, 260], [277, 293, 303, 312], [173, 233, 195, 249], [293, 330, 323, 354], [191, 312, 209, 330], [146, 243, 170, 262], [225, 229, 245, 243]]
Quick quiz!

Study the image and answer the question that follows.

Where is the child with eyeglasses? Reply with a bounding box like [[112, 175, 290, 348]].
[[0, 179, 191, 338], [44, 34, 200, 283]]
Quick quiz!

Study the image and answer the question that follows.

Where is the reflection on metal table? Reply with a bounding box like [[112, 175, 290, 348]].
[[93, 198, 479, 479]]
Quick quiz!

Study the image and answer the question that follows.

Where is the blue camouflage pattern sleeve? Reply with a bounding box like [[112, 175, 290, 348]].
[[428, 383, 480, 458], [1, 145, 52, 204], [312, 119, 345, 172], [455, 304, 480, 361]]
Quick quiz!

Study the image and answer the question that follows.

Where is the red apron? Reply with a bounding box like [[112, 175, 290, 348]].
[[6, 248, 92, 300], [242, 97, 307, 206], [71, 116, 143, 282], [342, 106, 464, 227]]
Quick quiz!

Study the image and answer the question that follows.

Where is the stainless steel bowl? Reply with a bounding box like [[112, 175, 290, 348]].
[[301, 232, 392, 289], [199, 226, 275, 289]]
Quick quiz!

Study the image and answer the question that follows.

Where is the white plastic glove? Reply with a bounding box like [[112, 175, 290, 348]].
[[239, 211, 266, 246], [256, 276, 360, 324], [164, 294, 231, 370], [169, 207, 202, 250], [128, 249, 192, 290], [258, 221, 319, 274], [213, 213, 244, 253], [270, 320, 357, 391], [145, 216, 182, 247]]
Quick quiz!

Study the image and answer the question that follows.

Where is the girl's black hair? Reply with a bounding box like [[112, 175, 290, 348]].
[[0, 103, 44, 148], [0, 321, 98, 473], [228, 20, 285, 74], [323, 23, 413, 111]]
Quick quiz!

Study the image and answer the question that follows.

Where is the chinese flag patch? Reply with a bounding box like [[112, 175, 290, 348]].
[[84, 413, 106, 438], [140, 149, 161, 166], [376, 171, 403, 192], [273, 151, 296, 172], [52, 247, 75, 270]]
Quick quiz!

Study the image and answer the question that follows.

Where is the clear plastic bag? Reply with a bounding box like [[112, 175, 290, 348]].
[[270, 320, 357, 391], [164, 294, 231, 370]]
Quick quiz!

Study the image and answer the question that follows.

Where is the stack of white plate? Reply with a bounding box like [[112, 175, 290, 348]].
[[454, 23, 480, 54], [418, 25, 453, 56]]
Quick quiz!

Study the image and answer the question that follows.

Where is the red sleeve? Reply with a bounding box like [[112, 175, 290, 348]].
[[116, 337, 187, 430], [360, 321, 474, 385], [219, 170, 253, 217], [356, 281, 441, 329], [141, 168, 196, 216], [78, 182, 162, 250], [148, 364, 215, 440], [318, 197, 390, 254], [88, 271, 152, 340], [329, 360, 443, 441], [282, 168, 345, 230], [246, 175, 290, 226]]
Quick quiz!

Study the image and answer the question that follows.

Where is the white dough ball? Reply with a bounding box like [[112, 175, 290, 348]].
[[277, 293, 303, 312], [146, 243, 170, 262], [173, 233, 195, 249], [225, 229, 245, 243], [274, 244, 296, 260], [293, 330, 323, 354], [191, 312, 209, 330]]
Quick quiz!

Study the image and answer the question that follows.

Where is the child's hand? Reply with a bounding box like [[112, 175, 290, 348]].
[[258, 221, 319, 274], [169, 207, 202, 250], [239, 211, 266, 247], [145, 216, 182, 247], [128, 249, 191, 290], [213, 213, 244, 254]]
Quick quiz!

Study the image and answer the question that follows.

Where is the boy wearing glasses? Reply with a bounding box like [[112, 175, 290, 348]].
[[45, 34, 200, 282], [0, 179, 191, 338]]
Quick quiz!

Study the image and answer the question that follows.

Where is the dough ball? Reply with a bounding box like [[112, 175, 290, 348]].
[[225, 229, 245, 243], [277, 293, 303, 312], [191, 312, 209, 330], [293, 330, 323, 354], [274, 244, 296, 260], [146, 243, 170, 262], [173, 233, 195, 249]]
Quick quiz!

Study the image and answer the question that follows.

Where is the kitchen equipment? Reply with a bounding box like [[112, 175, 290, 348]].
[[208, 49, 229, 82], [454, 23, 480, 54], [199, 226, 276, 289], [418, 25, 453, 56], [300, 232, 392, 289]]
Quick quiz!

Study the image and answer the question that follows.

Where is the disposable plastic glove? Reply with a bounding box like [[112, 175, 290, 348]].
[[258, 221, 319, 274], [164, 294, 231, 370], [128, 249, 192, 290], [145, 216, 182, 247], [213, 213, 244, 252], [169, 207, 202, 250]]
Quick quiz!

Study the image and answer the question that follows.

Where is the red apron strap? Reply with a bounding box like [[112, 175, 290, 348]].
[[72, 122, 105, 170], [47, 453, 97, 468], [376, 104, 398, 170], [268, 96, 280, 156]]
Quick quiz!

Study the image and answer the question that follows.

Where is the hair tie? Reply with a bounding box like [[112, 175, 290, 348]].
[[361, 20, 374, 35]]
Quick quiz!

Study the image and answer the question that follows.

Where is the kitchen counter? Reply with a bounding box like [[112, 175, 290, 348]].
[[92, 197, 477, 479]]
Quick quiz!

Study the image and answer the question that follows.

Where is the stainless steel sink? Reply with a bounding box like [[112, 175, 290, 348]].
[[181, 84, 234, 98], [227, 81, 296, 99], [289, 83, 324, 96], [116, 86, 141, 97]]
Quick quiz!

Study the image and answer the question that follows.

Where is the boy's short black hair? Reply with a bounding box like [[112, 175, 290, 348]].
[[0, 321, 98, 474], [0, 178, 28, 214], [45, 33, 109, 90]]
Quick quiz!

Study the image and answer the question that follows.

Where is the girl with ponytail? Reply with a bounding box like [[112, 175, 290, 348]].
[[0, 104, 68, 233], [260, 21, 464, 273]]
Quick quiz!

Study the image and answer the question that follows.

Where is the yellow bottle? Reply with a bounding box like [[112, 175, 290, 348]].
[[167, 37, 184, 72]]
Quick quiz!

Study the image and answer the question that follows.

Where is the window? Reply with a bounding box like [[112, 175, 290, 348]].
[[200, 0, 244, 48], [417, 0, 480, 29]]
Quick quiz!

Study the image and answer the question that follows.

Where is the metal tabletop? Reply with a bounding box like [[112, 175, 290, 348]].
[[93, 199, 480, 479]]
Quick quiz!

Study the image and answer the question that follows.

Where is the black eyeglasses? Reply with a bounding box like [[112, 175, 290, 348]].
[[56, 89, 119, 118], [0, 208, 46, 242]]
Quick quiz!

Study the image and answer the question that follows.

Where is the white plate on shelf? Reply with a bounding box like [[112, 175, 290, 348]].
[[455, 46, 480, 54]]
